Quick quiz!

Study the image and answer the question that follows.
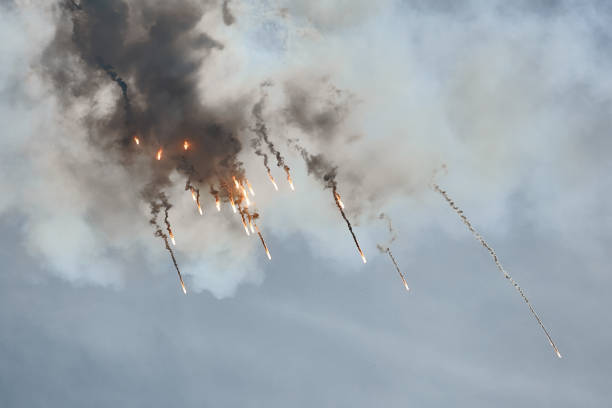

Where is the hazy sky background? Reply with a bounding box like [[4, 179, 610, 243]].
[[1, 0, 611, 406]]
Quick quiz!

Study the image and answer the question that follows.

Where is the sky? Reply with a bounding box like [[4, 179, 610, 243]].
[[1, 0, 611, 406]]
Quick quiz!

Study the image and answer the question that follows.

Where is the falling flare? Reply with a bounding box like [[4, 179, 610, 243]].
[[134, 136, 140, 145], [215, 196, 221, 212], [264, 170, 278, 191], [232, 176, 240, 190], [386, 248, 409, 292], [246, 179, 255, 196], [254, 224, 271, 260], [333, 187, 366, 264], [170, 233, 176, 246], [197, 203, 202, 215], [183, 140, 190, 150], [156, 148, 162, 161], [285, 166, 295, 191], [432, 182, 562, 358], [191, 189, 197, 201]]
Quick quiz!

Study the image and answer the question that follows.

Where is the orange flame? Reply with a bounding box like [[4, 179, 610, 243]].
[[255, 225, 272, 260], [134, 136, 140, 145], [169, 232, 176, 246], [191, 189, 197, 201], [246, 179, 255, 196], [183, 140, 190, 150], [197, 203, 202, 215], [156, 148, 162, 161], [232, 176, 240, 190], [335, 192, 345, 209], [180, 281, 187, 295], [215, 196, 221, 212]]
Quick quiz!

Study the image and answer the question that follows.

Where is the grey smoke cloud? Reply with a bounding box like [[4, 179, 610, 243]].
[[0, 0, 610, 300]]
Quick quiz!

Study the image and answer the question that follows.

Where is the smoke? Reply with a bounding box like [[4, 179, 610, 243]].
[[222, 0, 235, 26], [2, 0, 611, 300]]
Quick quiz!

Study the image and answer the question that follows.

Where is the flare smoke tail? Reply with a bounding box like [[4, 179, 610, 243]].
[[432, 183, 561, 358], [386, 248, 409, 292]]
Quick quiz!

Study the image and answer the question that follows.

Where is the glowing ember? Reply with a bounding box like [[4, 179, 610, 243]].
[[134, 136, 140, 145], [183, 140, 190, 150], [232, 176, 240, 190], [191, 189, 197, 201], [360, 251, 367, 264], [198, 203, 202, 215], [170, 234, 176, 246], [156, 148, 162, 161], [215, 196, 221, 212]]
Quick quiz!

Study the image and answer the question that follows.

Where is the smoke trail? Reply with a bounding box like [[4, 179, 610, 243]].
[[158, 192, 176, 245], [98, 59, 131, 138], [432, 182, 561, 358], [378, 212, 397, 248], [149, 194, 186, 294]]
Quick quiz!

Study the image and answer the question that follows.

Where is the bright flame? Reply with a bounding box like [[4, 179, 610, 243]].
[[246, 180, 255, 196], [181, 281, 187, 295], [191, 189, 196, 201], [335, 192, 345, 209], [232, 176, 240, 190], [156, 148, 163, 161], [360, 251, 367, 264], [169, 232, 176, 246], [183, 140, 190, 150], [215, 197, 221, 212], [134, 136, 140, 145], [249, 219, 255, 234], [198, 204, 202, 215], [266, 248, 272, 260]]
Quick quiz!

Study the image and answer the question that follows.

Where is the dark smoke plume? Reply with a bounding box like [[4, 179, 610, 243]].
[[222, 0, 236, 26]]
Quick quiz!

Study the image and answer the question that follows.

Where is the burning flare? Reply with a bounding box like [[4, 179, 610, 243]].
[[333, 187, 366, 264], [215, 196, 221, 211], [232, 176, 240, 190], [229, 194, 237, 213], [183, 140, 190, 150], [432, 181, 562, 358], [134, 136, 140, 145], [241, 185, 251, 207], [156, 148, 162, 161], [384, 247, 409, 292], [285, 166, 295, 191], [268, 170, 279, 191], [254, 224, 271, 260]]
